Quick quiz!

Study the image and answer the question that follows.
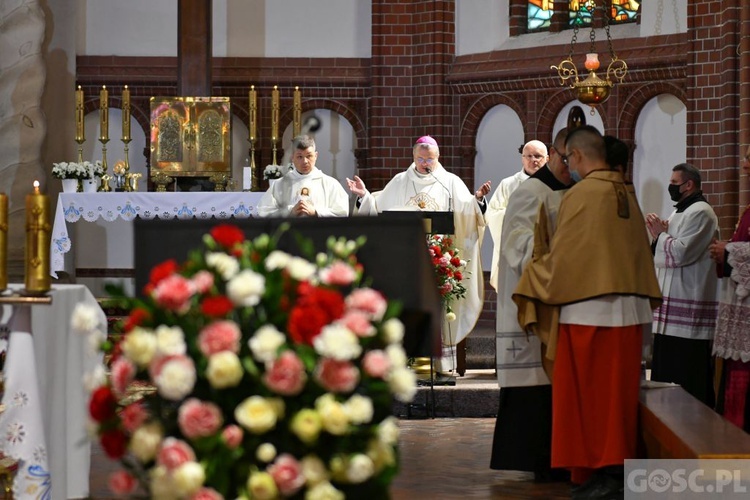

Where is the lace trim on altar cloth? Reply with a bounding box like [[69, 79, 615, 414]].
[[727, 242, 750, 299], [713, 301, 750, 362], [62, 200, 257, 223]]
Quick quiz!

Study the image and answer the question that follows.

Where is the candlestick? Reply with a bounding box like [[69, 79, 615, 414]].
[[122, 85, 131, 141], [24, 181, 50, 296], [99, 85, 109, 141], [271, 85, 279, 143], [293, 86, 302, 137], [0, 192, 7, 291], [75, 85, 85, 142], [249, 85, 257, 141]]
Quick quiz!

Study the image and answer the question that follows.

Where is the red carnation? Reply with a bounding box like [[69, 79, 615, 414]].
[[210, 224, 245, 248], [450, 256, 461, 267], [201, 295, 234, 317], [287, 284, 345, 345], [455, 271, 463, 281], [123, 307, 150, 333], [90, 386, 117, 422], [149, 259, 179, 287], [100, 429, 128, 459]]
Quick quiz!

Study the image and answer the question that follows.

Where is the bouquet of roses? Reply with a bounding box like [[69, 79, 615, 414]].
[[263, 165, 284, 180], [426, 234, 467, 322], [52, 160, 104, 180], [86, 223, 417, 499]]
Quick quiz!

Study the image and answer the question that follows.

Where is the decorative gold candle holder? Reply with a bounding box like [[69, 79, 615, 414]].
[[99, 137, 109, 191], [76, 138, 85, 164], [210, 173, 229, 192], [152, 171, 173, 192], [249, 140, 260, 192], [24, 181, 50, 296]]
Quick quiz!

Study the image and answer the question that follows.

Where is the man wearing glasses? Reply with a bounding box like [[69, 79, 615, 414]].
[[346, 135, 491, 377], [485, 140, 548, 290]]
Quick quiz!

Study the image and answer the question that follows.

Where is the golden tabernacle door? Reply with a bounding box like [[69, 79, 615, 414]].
[[149, 97, 231, 177]]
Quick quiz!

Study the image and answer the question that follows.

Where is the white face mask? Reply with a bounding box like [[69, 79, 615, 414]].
[[570, 169, 583, 183]]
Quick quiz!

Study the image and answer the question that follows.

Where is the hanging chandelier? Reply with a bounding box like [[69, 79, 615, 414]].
[[551, 1, 628, 107]]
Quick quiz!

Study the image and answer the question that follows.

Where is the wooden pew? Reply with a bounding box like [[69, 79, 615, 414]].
[[639, 384, 750, 459]]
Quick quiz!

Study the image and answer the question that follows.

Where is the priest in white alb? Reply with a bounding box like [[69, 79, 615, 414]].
[[257, 135, 349, 218], [346, 135, 491, 375]]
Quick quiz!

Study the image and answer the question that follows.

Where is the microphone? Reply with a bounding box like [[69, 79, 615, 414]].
[[426, 168, 453, 212]]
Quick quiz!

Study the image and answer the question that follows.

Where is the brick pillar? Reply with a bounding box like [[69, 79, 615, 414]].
[[368, 1, 456, 189], [686, 0, 742, 235]]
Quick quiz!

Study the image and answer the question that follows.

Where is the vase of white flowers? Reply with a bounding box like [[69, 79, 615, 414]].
[[53, 161, 105, 193]]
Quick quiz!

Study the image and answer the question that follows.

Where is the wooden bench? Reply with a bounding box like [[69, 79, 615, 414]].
[[639, 384, 750, 459]]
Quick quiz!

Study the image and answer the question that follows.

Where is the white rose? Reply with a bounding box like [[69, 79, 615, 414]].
[[172, 461, 205, 497], [315, 395, 349, 436], [305, 481, 345, 500], [313, 324, 362, 361], [87, 329, 107, 355], [377, 416, 400, 445], [206, 252, 240, 280], [287, 256, 317, 281], [82, 364, 107, 393], [301, 455, 329, 485], [381, 318, 404, 344], [206, 351, 244, 389], [235, 396, 278, 434], [149, 465, 177, 500], [71, 303, 101, 333], [248, 324, 286, 363], [445, 311, 457, 322], [387, 367, 417, 403], [265, 250, 292, 271], [343, 394, 373, 425], [121, 327, 158, 367], [227, 269, 265, 307], [346, 454, 375, 484], [385, 344, 407, 368], [155, 325, 186, 356], [256, 442, 277, 462], [130, 422, 163, 463], [155, 357, 196, 400], [367, 438, 396, 471]]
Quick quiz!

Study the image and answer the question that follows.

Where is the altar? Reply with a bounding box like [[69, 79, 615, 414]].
[[50, 192, 264, 291]]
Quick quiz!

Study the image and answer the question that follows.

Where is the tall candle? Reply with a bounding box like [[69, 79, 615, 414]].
[[75, 85, 85, 142], [249, 85, 257, 142], [293, 86, 302, 137], [25, 181, 50, 295], [122, 85, 131, 141], [99, 85, 109, 141], [0, 192, 7, 291], [271, 85, 280, 143]]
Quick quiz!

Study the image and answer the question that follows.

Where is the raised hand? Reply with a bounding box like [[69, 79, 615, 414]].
[[475, 180, 491, 200], [346, 175, 368, 198]]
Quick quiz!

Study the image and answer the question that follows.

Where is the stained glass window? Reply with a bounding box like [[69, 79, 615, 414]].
[[568, 0, 596, 27], [610, 0, 640, 24], [528, 0, 553, 31]]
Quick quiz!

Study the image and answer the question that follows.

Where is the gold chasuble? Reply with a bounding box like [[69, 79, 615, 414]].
[[512, 170, 662, 359]]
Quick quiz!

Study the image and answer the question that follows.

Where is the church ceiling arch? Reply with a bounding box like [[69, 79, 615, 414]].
[[459, 93, 525, 150], [618, 82, 686, 144], [280, 98, 366, 150]]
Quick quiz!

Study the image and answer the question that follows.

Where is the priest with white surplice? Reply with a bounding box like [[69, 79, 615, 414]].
[[257, 135, 349, 218], [346, 135, 491, 375], [490, 128, 572, 481]]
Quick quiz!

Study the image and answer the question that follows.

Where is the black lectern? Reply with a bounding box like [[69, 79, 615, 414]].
[[381, 211, 454, 235], [133, 216, 441, 357]]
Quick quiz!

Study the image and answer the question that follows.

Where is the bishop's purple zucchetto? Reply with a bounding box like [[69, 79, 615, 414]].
[[415, 135, 439, 147]]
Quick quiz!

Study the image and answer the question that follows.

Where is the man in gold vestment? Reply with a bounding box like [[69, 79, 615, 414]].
[[512, 126, 662, 498]]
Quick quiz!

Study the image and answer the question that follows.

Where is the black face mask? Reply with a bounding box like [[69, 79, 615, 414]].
[[668, 182, 687, 202]]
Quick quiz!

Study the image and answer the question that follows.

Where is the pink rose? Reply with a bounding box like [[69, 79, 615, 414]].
[[153, 274, 195, 313], [338, 310, 375, 338], [178, 398, 224, 439], [315, 358, 359, 393], [263, 351, 307, 396], [345, 288, 387, 320], [108, 470, 138, 495], [198, 321, 241, 357], [120, 401, 148, 434], [111, 357, 136, 397], [157, 437, 196, 471], [267, 454, 305, 497], [362, 350, 391, 378], [221, 425, 243, 449], [320, 261, 357, 286], [190, 488, 224, 500], [191, 270, 215, 294]]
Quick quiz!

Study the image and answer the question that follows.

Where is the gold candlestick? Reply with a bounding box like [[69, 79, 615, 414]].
[[271, 85, 279, 165], [99, 85, 109, 141], [249, 85, 257, 142], [75, 85, 85, 163], [24, 181, 50, 296], [293, 86, 302, 137], [122, 85, 131, 142], [0, 192, 7, 291]]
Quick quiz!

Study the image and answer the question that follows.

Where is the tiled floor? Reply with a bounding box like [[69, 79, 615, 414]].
[[89, 418, 570, 499]]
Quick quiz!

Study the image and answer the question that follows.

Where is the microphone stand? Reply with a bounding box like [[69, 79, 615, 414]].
[[425, 167, 453, 212]]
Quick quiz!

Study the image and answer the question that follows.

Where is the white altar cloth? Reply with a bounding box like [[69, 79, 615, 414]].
[[0, 285, 106, 500], [51, 192, 263, 278]]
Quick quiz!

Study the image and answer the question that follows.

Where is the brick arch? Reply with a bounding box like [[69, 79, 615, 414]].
[[459, 93, 526, 150], [616, 82, 687, 144], [279, 98, 366, 149], [536, 89, 612, 142]]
